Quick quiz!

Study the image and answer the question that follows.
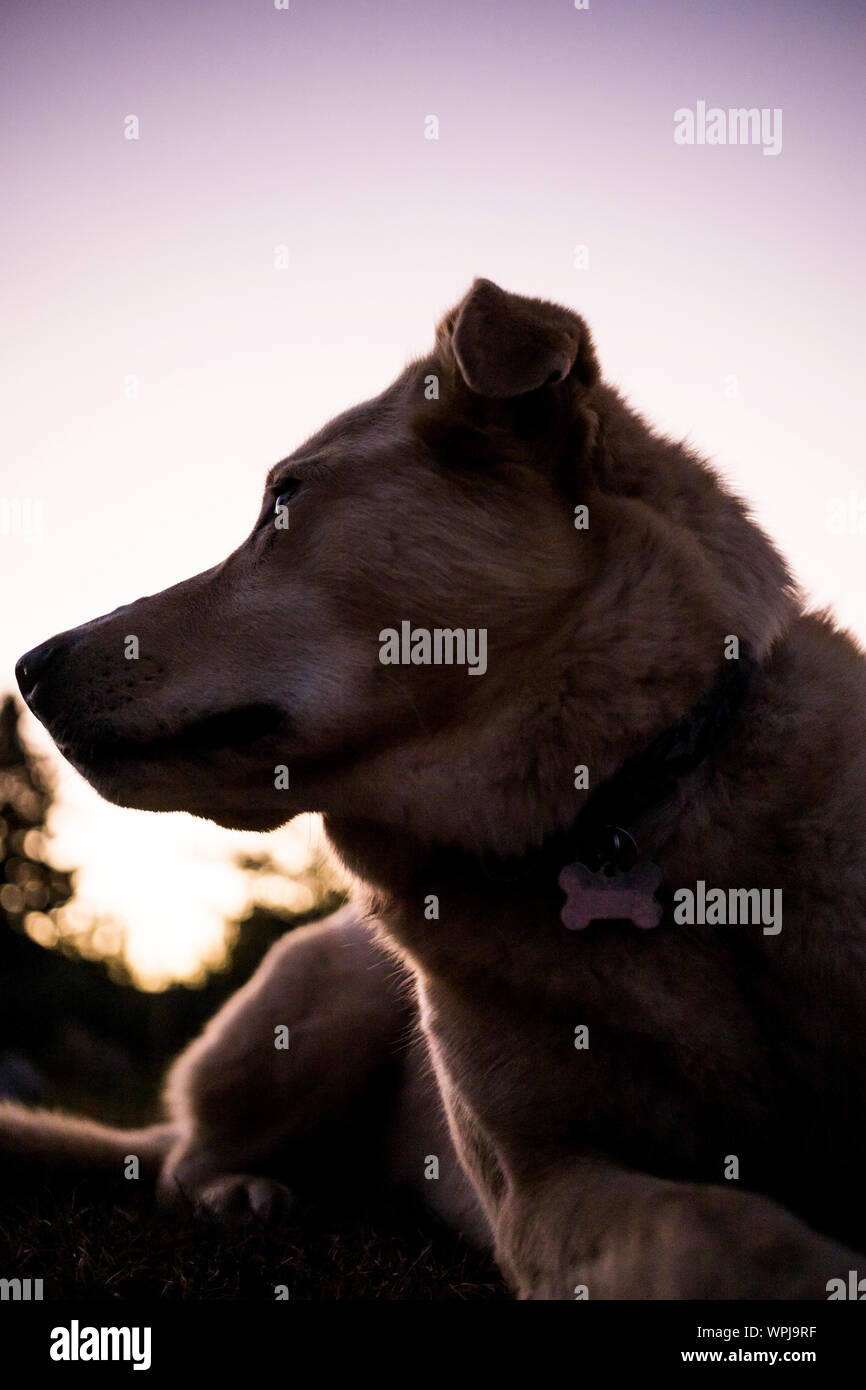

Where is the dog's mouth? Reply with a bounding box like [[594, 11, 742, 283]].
[[163, 702, 287, 753], [47, 700, 293, 825], [54, 702, 289, 771]]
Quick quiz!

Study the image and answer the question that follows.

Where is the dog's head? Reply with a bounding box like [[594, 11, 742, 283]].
[[17, 280, 793, 843]]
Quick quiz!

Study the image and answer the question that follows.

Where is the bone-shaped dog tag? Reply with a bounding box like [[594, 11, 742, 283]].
[[558, 860, 663, 931]]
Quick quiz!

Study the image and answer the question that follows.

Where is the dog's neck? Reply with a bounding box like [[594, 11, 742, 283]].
[[323, 642, 756, 900], [324, 525, 786, 865]]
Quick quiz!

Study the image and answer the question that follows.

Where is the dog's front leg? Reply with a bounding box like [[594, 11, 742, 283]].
[[158, 904, 415, 1214], [158, 905, 487, 1242], [496, 1158, 861, 1299]]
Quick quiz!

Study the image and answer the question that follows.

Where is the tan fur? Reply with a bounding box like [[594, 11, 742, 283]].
[[7, 280, 865, 1297]]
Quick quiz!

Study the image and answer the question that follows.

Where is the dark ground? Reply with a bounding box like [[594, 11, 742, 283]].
[[0, 1184, 506, 1301]]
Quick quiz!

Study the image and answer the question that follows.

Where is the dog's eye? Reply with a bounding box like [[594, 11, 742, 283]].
[[274, 479, 301, 510]]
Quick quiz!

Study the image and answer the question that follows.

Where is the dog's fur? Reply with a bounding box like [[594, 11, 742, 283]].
[[6, 279, 866, 1298]]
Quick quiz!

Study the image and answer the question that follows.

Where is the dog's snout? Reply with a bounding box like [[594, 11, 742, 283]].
[[16, 638, 64, 705]]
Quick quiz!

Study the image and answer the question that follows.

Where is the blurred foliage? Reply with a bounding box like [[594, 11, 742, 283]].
[[0, 694, 344, 1122]]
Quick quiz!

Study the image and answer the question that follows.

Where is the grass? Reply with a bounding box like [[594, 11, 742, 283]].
[[0, 1184, 506, 1301]]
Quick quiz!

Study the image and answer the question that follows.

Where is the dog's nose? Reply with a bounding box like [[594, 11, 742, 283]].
[[16, 639, 62, 705]]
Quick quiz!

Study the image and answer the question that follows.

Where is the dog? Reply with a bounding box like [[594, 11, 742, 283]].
[[4, 278, 865, 1298]]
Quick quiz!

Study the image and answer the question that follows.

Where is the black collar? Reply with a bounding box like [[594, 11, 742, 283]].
[[470, 650, 756, 885], [566, 650, 756, 873]]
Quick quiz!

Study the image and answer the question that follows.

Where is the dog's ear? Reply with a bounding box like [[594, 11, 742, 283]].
[[449, 279, 599, 400]]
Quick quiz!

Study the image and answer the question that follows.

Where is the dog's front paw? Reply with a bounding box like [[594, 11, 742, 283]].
[[194, 1173, 296, 1222]]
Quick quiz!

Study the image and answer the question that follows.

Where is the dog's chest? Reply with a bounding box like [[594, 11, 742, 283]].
[[389, 895, 776, 1168]]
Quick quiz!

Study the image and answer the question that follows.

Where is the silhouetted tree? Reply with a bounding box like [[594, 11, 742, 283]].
[[0, 693, 73, 934]]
